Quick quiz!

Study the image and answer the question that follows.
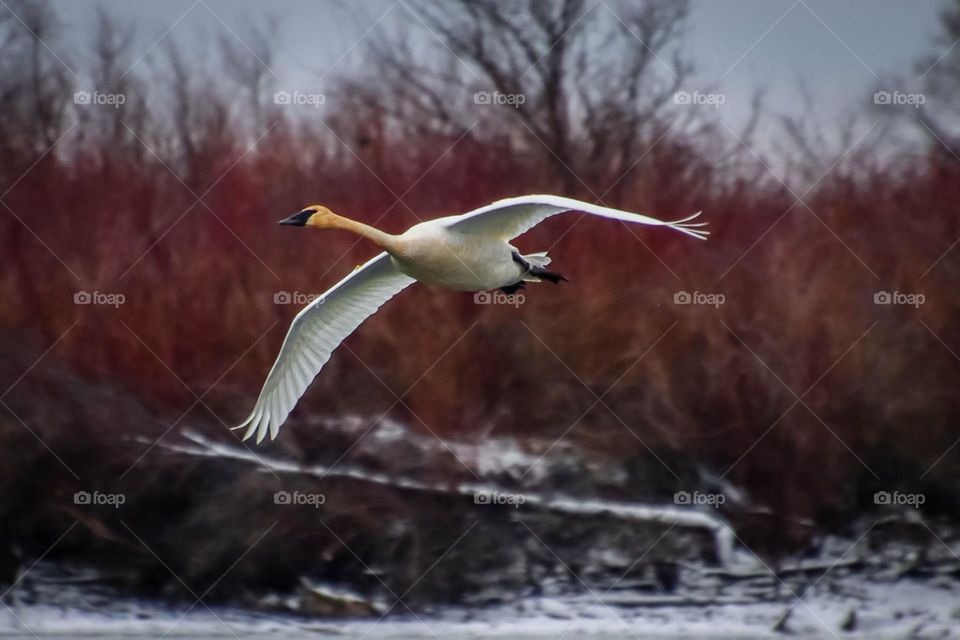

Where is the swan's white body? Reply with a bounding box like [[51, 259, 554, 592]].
[[235, 195, 707, 443], [391, 222, 522, 290]]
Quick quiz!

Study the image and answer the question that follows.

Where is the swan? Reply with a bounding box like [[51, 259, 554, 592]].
[[234, 195, 707, 443]]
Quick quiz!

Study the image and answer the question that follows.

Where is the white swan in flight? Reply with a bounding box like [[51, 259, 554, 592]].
[[234, 195, 707, 443]]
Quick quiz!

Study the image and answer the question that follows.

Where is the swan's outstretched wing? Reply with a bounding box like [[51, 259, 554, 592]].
[[445, 194, 708, 241], [235, 253, 415, 443]]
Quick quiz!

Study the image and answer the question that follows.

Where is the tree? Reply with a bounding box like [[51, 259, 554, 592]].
[[0, 0, 71, 165], [915, 0, 960, 160], [338, 0, 700, 200]]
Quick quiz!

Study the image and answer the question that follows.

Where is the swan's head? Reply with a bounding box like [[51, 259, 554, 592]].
[[279, 205, 337, 227]]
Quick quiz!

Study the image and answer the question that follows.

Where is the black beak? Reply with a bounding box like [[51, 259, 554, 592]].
[[279, 210, 312, 226]]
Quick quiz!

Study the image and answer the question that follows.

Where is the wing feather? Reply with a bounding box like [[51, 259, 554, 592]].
[[446, 194, 708, 241], [235, 253, 415, 443]]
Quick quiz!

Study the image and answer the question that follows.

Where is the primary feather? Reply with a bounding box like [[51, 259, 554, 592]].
[[446, 195, 708, 241]]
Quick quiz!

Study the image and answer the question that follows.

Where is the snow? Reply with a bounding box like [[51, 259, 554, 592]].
[[1, 575, 958, 638]]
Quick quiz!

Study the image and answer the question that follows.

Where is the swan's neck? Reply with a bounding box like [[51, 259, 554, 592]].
[[327, 215, 399, 252]]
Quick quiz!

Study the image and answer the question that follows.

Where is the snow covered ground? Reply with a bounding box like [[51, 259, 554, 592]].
[[4, 421, 954, 638], [2, 572, 957, 639]]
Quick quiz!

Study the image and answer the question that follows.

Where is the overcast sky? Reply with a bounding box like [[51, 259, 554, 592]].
[[50, 0, 947, 132]]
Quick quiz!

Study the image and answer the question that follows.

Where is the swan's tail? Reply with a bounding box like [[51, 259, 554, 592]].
[[521, 251, 568, 284], [523, 251, 552, 268]]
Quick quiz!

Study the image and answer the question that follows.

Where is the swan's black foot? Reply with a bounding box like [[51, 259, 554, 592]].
[[528, 265, 569, 284], [500, 281, 527, 294]]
